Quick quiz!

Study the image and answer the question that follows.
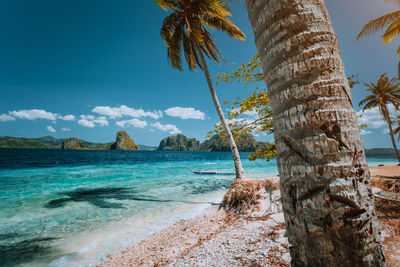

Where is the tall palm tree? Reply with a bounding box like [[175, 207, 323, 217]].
[[155, 0, 247, 179], [357, 0, 400, 77], [245, 0, 385, 266], [359, 73, 400, 163], [394, 114, 400, 139]]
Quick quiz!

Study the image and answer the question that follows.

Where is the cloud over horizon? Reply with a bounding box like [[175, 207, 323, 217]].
[[151, 122, 181, 134], [165, 107, 206, 120], [46, 125, 56, 133], [116, 118, 148, 128], [92, 105, 163, 120]]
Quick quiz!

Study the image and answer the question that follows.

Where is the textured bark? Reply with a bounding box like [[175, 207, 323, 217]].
[[245, 0, 385, 266], [197, 46, 247, 180]]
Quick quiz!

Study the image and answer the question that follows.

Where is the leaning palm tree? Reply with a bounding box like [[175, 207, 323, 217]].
[[394, 114, 400, 139], [357, 0, 400, 77], [245, 0, 385, 266], [155, 0, 247, 180], [359, 73, 400, 163]]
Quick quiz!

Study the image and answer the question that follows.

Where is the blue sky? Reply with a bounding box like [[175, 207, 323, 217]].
[[0, 0, 398, 148]]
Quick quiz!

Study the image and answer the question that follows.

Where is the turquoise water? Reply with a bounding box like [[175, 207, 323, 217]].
[[0, 149, 397, 266]]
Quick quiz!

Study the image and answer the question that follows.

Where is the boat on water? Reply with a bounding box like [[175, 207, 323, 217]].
[[192, 162, 235, 175]]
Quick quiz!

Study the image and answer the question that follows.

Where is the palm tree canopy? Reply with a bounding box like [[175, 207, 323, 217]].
[[359, 73, 400, 121], [394, 114, 400, 137], [155, 0, 245, 71], [357, 0, 400, 55]]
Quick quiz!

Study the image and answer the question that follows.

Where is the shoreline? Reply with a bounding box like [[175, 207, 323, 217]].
[[99, 176, 291, 266], [99, 166, 400, 266]]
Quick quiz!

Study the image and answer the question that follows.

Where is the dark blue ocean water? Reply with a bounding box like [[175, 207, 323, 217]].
[[0, 148, 397, 267]]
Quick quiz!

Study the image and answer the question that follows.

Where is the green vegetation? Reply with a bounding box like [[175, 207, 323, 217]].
[[0, 137, 57, 148], [359, 73, 400, 163]]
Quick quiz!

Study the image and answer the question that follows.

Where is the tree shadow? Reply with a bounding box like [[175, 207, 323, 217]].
[[45, 187, 219, 209], [0, 237, 58, 267]]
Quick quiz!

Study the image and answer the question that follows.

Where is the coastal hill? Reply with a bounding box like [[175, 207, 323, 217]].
[[157, 134, 200, 151], [0, 135, 398, 157], [62, 131, 140, 150]]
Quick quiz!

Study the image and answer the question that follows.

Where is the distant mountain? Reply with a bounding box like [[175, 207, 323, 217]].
[[0, 136, 58, 148], [365, 148, 397, 158]]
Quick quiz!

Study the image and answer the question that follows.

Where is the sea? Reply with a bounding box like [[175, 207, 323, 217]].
[[0, 148, 397, 267]]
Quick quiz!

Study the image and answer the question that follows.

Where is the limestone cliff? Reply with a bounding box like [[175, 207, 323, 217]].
[[110, 131, 140, 150], [157, 134, 200, 151], [61, 137, 84, 149], [200, 134, 264, 152]]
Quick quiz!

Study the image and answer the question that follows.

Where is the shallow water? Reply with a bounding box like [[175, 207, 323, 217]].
[[0, 149, 397, 266]]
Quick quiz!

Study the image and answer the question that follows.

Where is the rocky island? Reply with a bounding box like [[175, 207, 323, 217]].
[[157, 133, 267, 152], [157, 134, 200, 151], [61, 131, 140, 150]]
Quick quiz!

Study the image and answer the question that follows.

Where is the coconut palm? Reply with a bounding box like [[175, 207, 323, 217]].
[[155, 0, 247, 179], [357, 0, 400, 77], [394, 114, 400, 139], [359, 73, 400, 163], [245, 0, 385, 265]]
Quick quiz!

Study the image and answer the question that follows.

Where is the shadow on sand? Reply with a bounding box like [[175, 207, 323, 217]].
[[44, 187, 219, 209]]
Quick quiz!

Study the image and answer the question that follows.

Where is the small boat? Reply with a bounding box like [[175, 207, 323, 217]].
[[192, 162, 235, 175], [193, 169, 235, 175]]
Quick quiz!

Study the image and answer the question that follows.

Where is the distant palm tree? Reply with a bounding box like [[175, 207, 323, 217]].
[[357, 0, 400, 77], [155, 0, 247, 179], [359, 73, 400, 163]]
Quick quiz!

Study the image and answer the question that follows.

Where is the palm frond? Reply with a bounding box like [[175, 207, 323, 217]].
[[357, 11, 400, 40], [201, 12, 245, 40], [382, 19, 400, 43], [156, 0, 244, 71]]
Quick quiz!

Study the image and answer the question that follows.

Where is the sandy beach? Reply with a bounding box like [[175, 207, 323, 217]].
[[100, 166, 400, 267]]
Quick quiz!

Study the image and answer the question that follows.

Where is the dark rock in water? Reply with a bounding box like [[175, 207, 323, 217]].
[[157, 134, 200, 151], [110, 131, 139, 150], [200, 134, 265, 152], [61, 137, 83, 149]]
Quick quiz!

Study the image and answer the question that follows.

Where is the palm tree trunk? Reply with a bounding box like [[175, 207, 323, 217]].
[[245, 0, 385, 266], [197, 47, 247, 180], [386, 115, 400, 163]]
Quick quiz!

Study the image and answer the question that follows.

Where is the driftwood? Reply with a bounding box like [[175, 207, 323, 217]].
[[372, 187, 400, 204]]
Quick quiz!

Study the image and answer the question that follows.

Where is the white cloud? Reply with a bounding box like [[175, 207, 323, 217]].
[[0, 114, 15, 122], [383, 128, 390, 134], [92, 105, 163, 120], [165, 107, 206, 120], [116, 118, 148, 128], [77, 115, 108, 127], [61, 127, 71, 132], [151, 122, 182, 134], [357, 104, 396, 129], [80, 115, 95, 120], [78, 119, 95, 128], [93, 116, 109, 127], [58, 114, 75, 121], [9, 109, 58, 120], [46, 125, 56, 133]]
